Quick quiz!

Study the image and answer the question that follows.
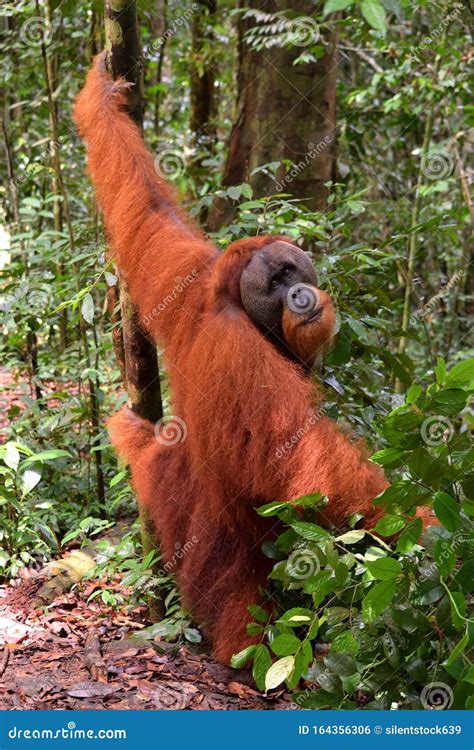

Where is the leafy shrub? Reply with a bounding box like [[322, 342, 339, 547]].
[[232, 358, 473, 709]]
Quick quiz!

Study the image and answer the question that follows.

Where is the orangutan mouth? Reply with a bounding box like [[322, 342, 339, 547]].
[[303, 306, 323, 325]]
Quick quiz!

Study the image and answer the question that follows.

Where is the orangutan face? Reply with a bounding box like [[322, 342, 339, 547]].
[[239, 240, 336, 366]]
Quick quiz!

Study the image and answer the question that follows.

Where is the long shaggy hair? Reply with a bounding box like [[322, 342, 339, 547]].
[[74, 55, 395, 662]]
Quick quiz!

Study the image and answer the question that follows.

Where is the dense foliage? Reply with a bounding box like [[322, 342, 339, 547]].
[[0, 0, 472, 708]]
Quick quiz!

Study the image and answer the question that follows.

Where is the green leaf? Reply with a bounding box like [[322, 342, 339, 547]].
[[290, 521, 331, 541], [335, 530, 366, 544], [446, 630, 469, 667], [406, 384, 423, 404], [4, 443, 20, 471], [366, 556, 402, 580], [433, 491, 461, 532], [330, 630, 359, 656], [362, 580, 396, 622], [264, 656, 295, 691], [270, 634, 301, 657], [230, 645, 256, 669], [434, 538, 456, 577], [360, 0, 388, 35], [323, 0, 354, 16], [227, 186, 242, 201], [371, 448, 407, 467], [446, 359, 474, 386], [396, 518, 423, 554], [252, 644, 272, 692], [430, 388, 467, 416], [22, 449, 71, 465], [248, 604, 268, 623], [277, 607, 314, 626], [21, 467, 42, 495], [374, 515, 405, 536], [81, 292, 94, 324], [435, 359, 447, 385], [408, 447, 433, 481], [256, 500, 288, 517]]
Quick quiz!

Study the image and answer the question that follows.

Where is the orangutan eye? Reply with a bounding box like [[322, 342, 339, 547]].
[[281, 264, 294, 276], [270, 275, 280, 290]]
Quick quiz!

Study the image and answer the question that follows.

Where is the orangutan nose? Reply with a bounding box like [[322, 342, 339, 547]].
[[287, 283, 320, 315]]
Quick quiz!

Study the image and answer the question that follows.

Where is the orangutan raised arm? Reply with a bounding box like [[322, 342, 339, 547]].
[[73, 52, 218, 348], [76, 56, 436, 664]]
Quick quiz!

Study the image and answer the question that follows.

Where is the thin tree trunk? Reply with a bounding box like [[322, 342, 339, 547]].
[[208, 0, 338, 231], [104, 0, 164, 620], [36, 0, 106, 507], [190, 0, 217, 163], [395, 49, 443, 393]]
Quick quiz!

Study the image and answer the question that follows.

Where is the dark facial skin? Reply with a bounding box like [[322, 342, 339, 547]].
[[240, 241, 319, 333]]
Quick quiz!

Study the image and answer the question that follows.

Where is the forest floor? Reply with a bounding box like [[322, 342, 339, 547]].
[[0, 575, 291, 710], [0, 367, 291, 711]]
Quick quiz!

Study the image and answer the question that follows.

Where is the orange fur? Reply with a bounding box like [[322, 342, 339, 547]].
[[74, 55, 423, 663]]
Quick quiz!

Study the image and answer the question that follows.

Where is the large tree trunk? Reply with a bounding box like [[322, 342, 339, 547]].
[[208, 0, 337, 231]]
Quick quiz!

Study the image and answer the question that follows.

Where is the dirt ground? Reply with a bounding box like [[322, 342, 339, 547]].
[[0, 574, 292, 711]]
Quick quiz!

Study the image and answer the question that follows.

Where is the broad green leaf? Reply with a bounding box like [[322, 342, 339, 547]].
[[434, 538, 456, 577], [446, 630, 469, 667], [257, 500, 288, 517], [374, 515, 405, 536], [366, 556, 402, 580], [230, 645, 256, 669], [81, 292, 94, 324], [330, 630, 359, 656], [434, 491, 461, 532], [252, 644, 272, 692], [430, 388, 467, 416], [248, 604, 268, 623], [323, 0, 354, 16], [264, 656, 295, 691], [23, 449, 71, 465], [446, 359, 474, 386], [362, 580, 396, 622], [277, 607, 314, 626], [270, 633, 301, 657], [371, 448, 406, 467], [396, 518, 423, 553], [4, 443, 20, 471], [360, 0, 387, 34], [290, 521, 331, 541], [406, 384, 423, 404], [335, 530, 366, 544], [21, 467, 42, 495]]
